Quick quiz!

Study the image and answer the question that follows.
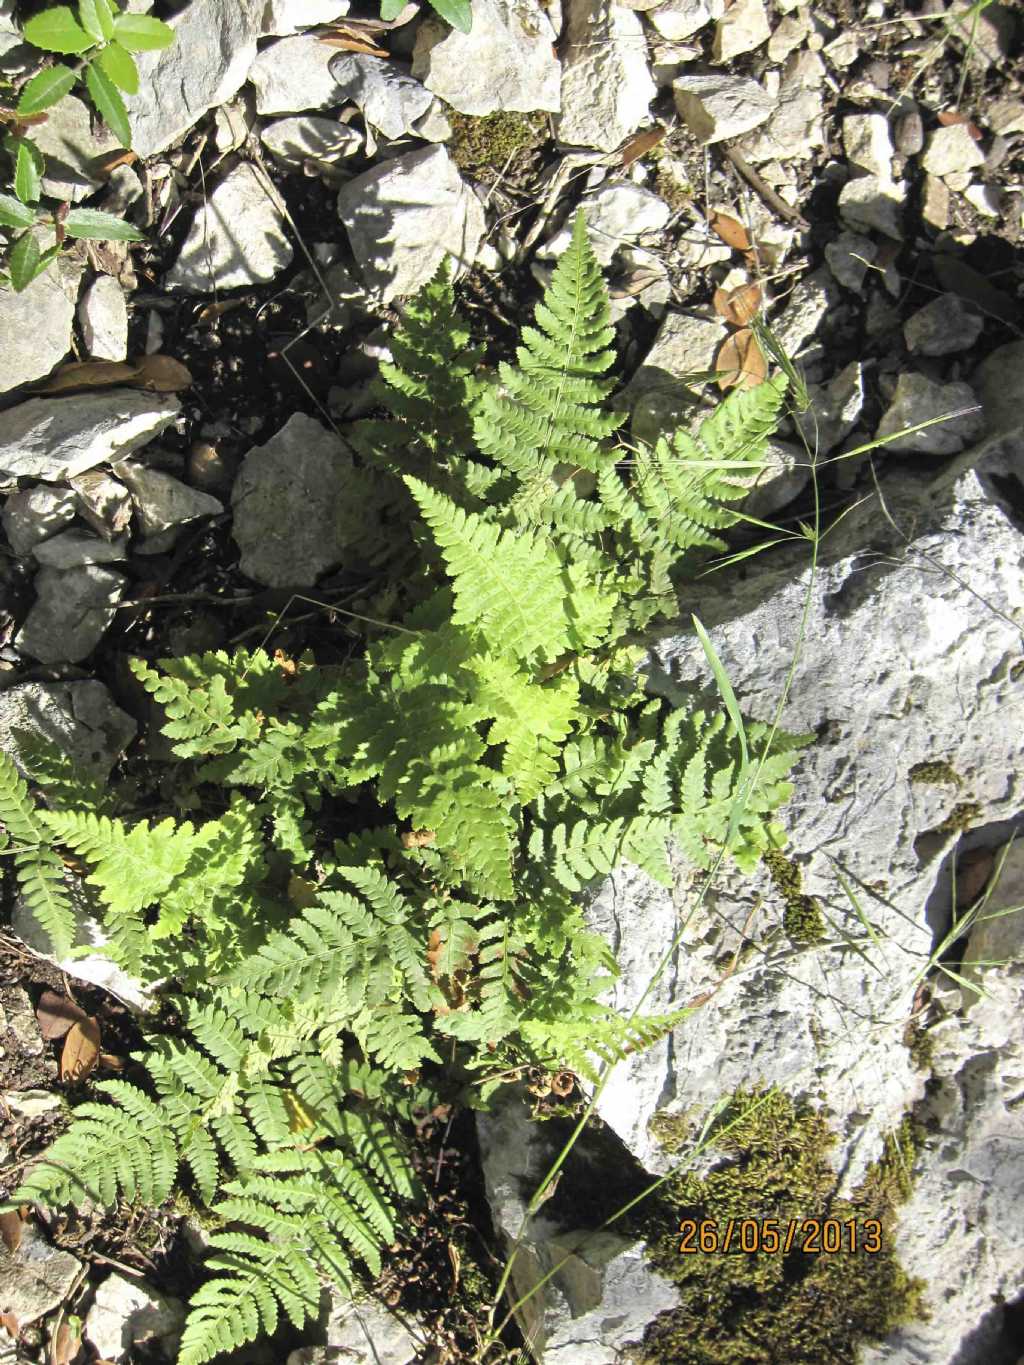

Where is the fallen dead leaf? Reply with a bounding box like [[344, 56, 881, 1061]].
[[88, 148, 138, 179], [709, 209, 751, 252], [401, 829, 437, 849], [131, 353, 193, 392], [715, 327, 768, 392], [0, 1209, 23, 1254], [713, 280, 762, 327], [51, 1317, 82, 1365], [318, 30, 389, 57], [0, 1310, 19, 1339], [287, 874, 320, 910], [60, 1017, 101, 1083], [620, 126, 668, 168], [36, 990, 90, 1042], [32, 355, 192, 396], [936, 110, 983, 139], [99, 1052, 126, 1071]]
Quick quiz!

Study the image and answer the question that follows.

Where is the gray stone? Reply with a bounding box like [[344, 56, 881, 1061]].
[[921, 123, 986, 179], [893, 108, 924, 156], [648, 0, 720, 41], [921, 174, 950, 231], [2, 485, 77, 556], [825, 230, 877, 293], [986, 96, 1024, 137], [70, 469, 134, 540], [85, 1273, 185, 1362], [0, 392, 179, 481], [3, 985, 44, 1057], [124, 0, 265, 158], [842, 111, 894, 181], [971, 340, 1024, 437], [624, 310, 729, 445], [735, 50, 824, 164], [78, 275, 129, 361], [262, 0, 350, 34], [248, 32, 347, 113], [17, 565, 124, 664], [557, 0, 656, 152], [33, 95, 120, 204], [322, 1296, 422, 1362], [113, 459, 223, 540], [411, 0, 560, 115], [673, 72, 775, 143], [0, 246, 83, 395], [793, 359, 864, 456], [327, 53, 433, 138], [742, 438, 808, 519], [33, 529, 128, 568], [592, 434, 1024, 1196], [767, 9, 809, 61], [259, 115, 362, 170], [165, 162, 293, 293], [0, 679, 136, 781], [336, 145, 485, 303], [0, 1223, 82, 1326], [876, 373, 985, 456], [232, 413, 368, 586], [838, 173, 906, 240], [903, 293, 984, 357], [770, 266, 840, 360], [538, 184, 671, 266], [712, 0, 769, 61]]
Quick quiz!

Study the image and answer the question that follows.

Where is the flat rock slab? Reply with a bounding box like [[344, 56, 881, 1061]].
[[231, 413, 368, 586], [0, 248, 83, 396], [876, 373, 985, 456], [539, 183, 671, 266], [0, 391, 180, 481], [114, 459, 224, 536], [124, 0, 265, 158], [0, 1223, 82, 1326], [17, 564, 124, 664], [557, 0, 656, 151], [411, 0, 561, 116], [2, 484, 77, 556], [33, 529, 129, 568], [85, 1272, 185, 1362], [164, 162, 293, 293], [248, 32, 349, 113], [337, 144, 485, 302], [0, 679, 136, 781], [259, 115, 362, 169], [328, 53, 433, 139], [673, 71, 774, 143], [34, 94, 120, 203]]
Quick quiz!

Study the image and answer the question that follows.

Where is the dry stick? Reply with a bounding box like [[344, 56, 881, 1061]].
[[721, 144, 811, 231]]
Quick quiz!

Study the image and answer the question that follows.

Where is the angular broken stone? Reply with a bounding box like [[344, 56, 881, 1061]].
[[875, 373, 985, 456], [557, 0, 656, 152], [0, 391, 180, 481], [825, 230, 878, 293], [165, 162, 293, 293], [0, 246, 83, 395], [736, 50, 824, 164], [33, 94, 120, 203], [903, 293, 984, 357], [623, 310, 729, 444], [70, 468, 133, 540], [411, 0, 561, 116], [538, 183, 671, 267], [327, 52, 434, 139], [673, 72, 774, 143], [78, 275, 129, 361], [648, 0, 721, 41], [113, 459, 224, 540], [713, 0, 769, 62], [921, 123, 986, 178], [793, 359, 864, 456], [336, 144, 485, 302], [85, 1274, 185, 1363], [33, 529, 129, 569], [247, 32, 348, 114], [231, 413, 371, 587], [124, 0, 265, 158], [17, 565, 124, 664], [262, 0, 351, 35], [842, 111, 894, 182], [259, 115, 362, 170], [2, 485, 78, 556], [0, 679, 136, 781], [0, 1224, 81, 1327], [837, 173, 905, 240]]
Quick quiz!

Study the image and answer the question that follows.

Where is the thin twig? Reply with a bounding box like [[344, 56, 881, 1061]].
[[721, 144, 811, 231]]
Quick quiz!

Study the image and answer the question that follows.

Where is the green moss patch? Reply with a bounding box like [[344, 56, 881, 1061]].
[[446, 109, 549, 174], [909, 760, 961, 787], [635, 1090, 926, 1364], [763, 850, 825, 946]]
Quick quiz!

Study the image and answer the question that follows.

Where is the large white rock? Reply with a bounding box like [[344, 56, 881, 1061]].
[[648, 0, 721, 41], [124, 0, 266, 158], [0, 247, 83, 395], [33, 94, 120, 203], [0, 392, 179, 481], [538, 183, 671, 266], [557, 0, 656, 151], [673, 72, 775, 143], [712, 0, 769, 61], [17, 565, 125, 664], [589, 433, 1024, 1206], [336, 145, 485, 303], [411, 0, 561, 115], [327, 52, 433, 139], [259, 115, 362, 169], [164, 162, 293, 293], [78, 275, 129, 361], [247, 32, 347, 113], [0, 679, 136, 781], [85, 1273, 185, 1361], [621, 309, 729, 443], [261, 0, 350, 34]]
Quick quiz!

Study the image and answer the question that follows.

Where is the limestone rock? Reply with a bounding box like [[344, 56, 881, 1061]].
[[648, 0, 720, 41], [0, 247, 83, 395], [735, 50, 824, 164], [248, 32, 347, 113], [411, 0, 561, 115], [825, 230, 877, 292], [2, 485, 77, 556], [165, 162, 293, 293], [17, 565, 124, 664], [70, 469, 134, 540], [323, 1296, 422, 1361], [0, 1223, 81, 1326], [557, 0, 656, 151], [712, 0, 769, 61], [114, 459, 224, 541], [327, 52, 433, 138], [673, 72, 774, 143], [838, 173, 906, 240], [0, 679, 136, 781], [793, 359, 864, 456], [33, 94, 120, 203], [85, 1273, 185, 1361], [903, 293, 984, 356], [921, 122, 986, 178], [770, 265, 839, 360], [336, 145, 484, 302], [33, 529, 128, 568], [875, 373, 985, 456], [78, 275, 129, 361], [624, 310, 728, 444], [538, 183, 671, 266], [261, 116, 362, 173], [842, 111, 894, 181], [0, 392, 179, 481], [971, 339, 1024, 436], [262, 0, 350, 34], [124, 0, 265, 158], [232, 413, 369, 586]]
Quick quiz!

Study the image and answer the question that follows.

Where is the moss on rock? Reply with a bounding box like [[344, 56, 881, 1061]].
[[763, 850, 825, 946], [446, 109, 549, 174]]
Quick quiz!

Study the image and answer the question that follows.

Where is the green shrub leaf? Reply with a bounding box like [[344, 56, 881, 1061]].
[[63, 206, 145, 241], [85, 60, 132, 146], [97, 41, 139, 94], [9, 231, 42, 292], [23, 5, 95, 53], [79, 0, 116, 42], [0, 192, 37, 230], [111, 11, 175, 50], [16, 64, 78, 115], [14, 139, 45, 205], [425, 0, 473, 31]]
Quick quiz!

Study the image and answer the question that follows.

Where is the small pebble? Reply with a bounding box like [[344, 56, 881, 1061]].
[[894, 110, 924, 156], [865, 0, 884, 15]]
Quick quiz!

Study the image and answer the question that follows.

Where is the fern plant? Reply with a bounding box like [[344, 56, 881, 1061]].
[[1, 212, 807, 1364]]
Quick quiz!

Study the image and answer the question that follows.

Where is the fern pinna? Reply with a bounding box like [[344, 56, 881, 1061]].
[[1, 212, 806, 1364]]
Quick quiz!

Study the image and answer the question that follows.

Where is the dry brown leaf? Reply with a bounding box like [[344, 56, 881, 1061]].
[[400, 829, 436, 849], [715, 328, 768, 392], [51, 1317, 82, 1365], [195, 299, 247, 324], [88, 148, 138, 179], [0, 1310, 19, 1339], [426, 927, 444, 982], [712, 281, 762, 327], [620, 126, 668, 168], [318, 31, 390, 56], [131, 353, 193, 392], [99, 1052, 126, 1071], [36, 990, 90, 1042], [34, 360, 139, 394], [936, 110, 983, 139], [60, 1017, 101, 1083], [0, 1209, 23, 1254], [709, 210, 751, 252]]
